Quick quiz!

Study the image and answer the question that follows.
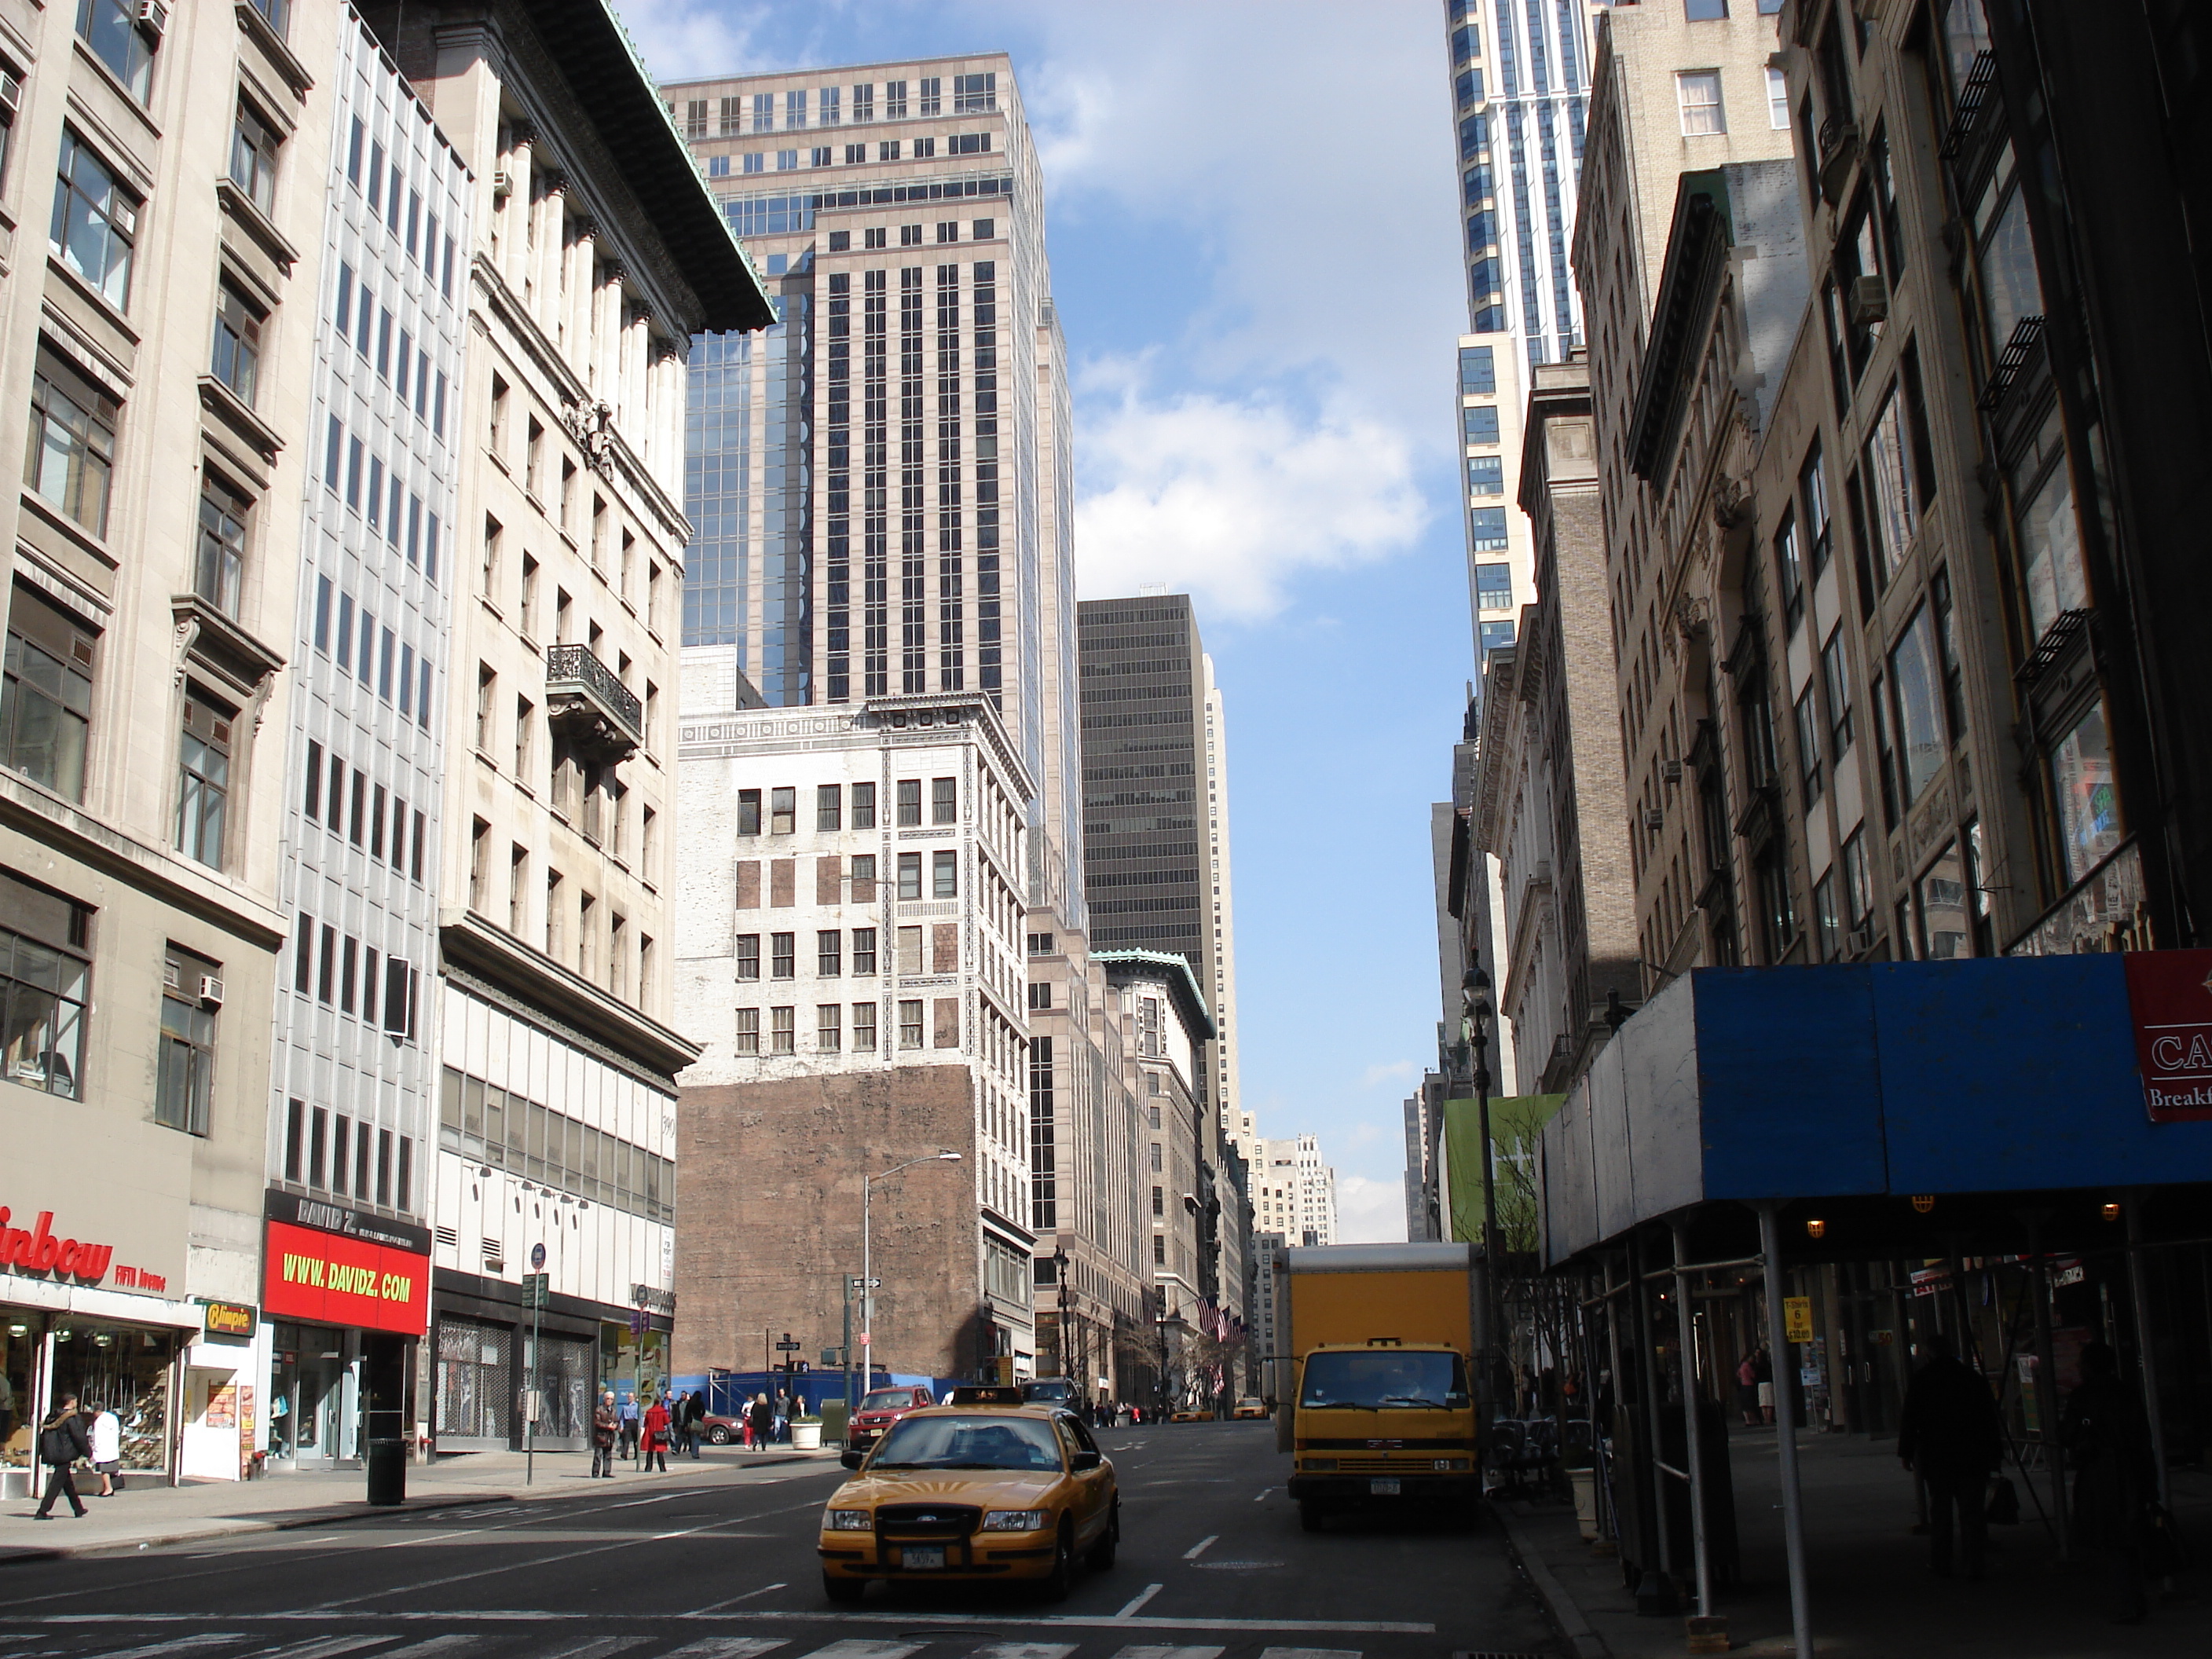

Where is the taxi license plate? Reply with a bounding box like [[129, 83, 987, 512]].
[[903, 1545, 947, 1569], [1370, 1478, 1401, 1496]]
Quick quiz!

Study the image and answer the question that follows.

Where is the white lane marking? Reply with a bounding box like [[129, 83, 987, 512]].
[[260, 1641, 396, 1659], [87, 1641, 248, 1659], [375, 1639, 488, 1658], [1252, 1489, 1271, 1503], [681, 1585, 789, 1618], [606, 1492, 690, 1508], [1113, 1586, 1166, 1620], [661, 1641, 792, 1659], [1257, 1650, 1363, 1659], [14, 1612, 1436, 1635], [1180, 1536, 1218, 1561], [1108, 1647, 1224, 1659], [794, 1644, 923, 1659], [532, 1640, 654, 1659], [309, 1511, 748, 1610], [967, 1646, 1077, 1659], [1191, 1561, 1285, 1571]]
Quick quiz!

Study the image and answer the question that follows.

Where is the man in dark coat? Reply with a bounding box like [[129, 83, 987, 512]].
[[1897, 1331, 2005, 1578], [2063, 1341, 2153, 1623], [33, 1393, 92, 1519]]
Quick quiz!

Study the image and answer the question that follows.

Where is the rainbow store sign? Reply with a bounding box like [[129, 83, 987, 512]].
[[0, 1205, 114, 1282]]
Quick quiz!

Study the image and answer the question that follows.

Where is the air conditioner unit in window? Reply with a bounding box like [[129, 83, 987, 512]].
[[1661, 759, 1684, 784], [492, 168, 513, 200], [136, 0, 167, 38], [1643, 809, 1665, 831], [0, 71, 20, 117], [198, 974, 225, 1008], [1848, 924, 1876, 954], [110, 200, 136, 236], [1848, 273, 1889, 328]]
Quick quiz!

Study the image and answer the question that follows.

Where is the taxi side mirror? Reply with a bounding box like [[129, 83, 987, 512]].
[[840, 1448, 865, 1470], [1070, 1448, 1102, 1471]]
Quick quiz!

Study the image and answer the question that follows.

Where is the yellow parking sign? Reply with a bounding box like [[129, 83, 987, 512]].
[[1783, 1296, 1815, 1345]]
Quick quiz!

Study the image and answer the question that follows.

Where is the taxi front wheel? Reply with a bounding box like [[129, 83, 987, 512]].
[[1087, 1500, 1119, 1569], [1043, 1520, 1077, 1601], [822, 1572, 866, 1606]]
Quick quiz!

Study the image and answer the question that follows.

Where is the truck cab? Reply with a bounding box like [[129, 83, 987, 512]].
[[1286, 1339, 1480, 1526]]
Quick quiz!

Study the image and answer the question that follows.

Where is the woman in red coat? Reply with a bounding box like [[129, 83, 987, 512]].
[[640, 1395, 670, 1472]]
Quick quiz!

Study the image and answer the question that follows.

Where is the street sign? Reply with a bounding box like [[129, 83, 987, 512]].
[[522, 1272, 549, 1309], [629, 1307, 646, 1337], [775, 1339, 803, 1352], [848, 1276, 881, 1289], [530, 1242, 547, 1271]]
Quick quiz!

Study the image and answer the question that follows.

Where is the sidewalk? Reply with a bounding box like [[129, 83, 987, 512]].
[[1494, 1425, 2212, 1657], [0, 1441, 842, 1566]]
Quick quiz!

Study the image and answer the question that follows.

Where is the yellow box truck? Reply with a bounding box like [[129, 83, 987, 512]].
[[1277, 1241, 1485, 1529]]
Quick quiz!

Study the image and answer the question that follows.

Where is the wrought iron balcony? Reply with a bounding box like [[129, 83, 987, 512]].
[[546, 643, 643, 764]]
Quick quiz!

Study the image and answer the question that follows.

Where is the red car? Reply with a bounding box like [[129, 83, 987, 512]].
[[845, 1384, 935, 1450]]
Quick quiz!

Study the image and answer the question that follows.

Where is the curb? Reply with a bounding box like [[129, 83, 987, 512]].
[[0, 1449, 837, 1566], [1489, 1500, 1610, 1659]]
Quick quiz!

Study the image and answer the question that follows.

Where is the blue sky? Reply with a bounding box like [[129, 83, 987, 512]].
[[620, 1, 1477, 1241]]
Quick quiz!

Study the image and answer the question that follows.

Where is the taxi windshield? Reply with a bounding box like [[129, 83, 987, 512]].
[[1299, 1350, 1470, 1411], [870, 1413, 1064, 1471], [860, 1389, 915, 1411]]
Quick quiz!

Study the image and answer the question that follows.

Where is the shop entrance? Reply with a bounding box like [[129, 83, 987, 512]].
[[269, 1324, 357, 1467]]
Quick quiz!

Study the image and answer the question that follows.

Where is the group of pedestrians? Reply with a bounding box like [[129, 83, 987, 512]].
[[31, 1393, 123, 1519], [590, 1389, 707, 1477]]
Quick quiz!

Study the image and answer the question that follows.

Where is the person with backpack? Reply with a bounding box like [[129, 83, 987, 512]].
[[34, 1394, 92, 1519]]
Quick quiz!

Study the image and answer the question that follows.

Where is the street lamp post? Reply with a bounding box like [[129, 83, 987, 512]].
[[1052, 1243, 1070, 1379], [861, 1151, 962, 1390], [1463, 965, 1503, 1411]]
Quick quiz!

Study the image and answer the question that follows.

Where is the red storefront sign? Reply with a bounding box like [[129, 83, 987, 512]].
[[2122, 948, 2212, 1122], [262, 1218, 429, 1335], [0, 1206, 114, 1283]]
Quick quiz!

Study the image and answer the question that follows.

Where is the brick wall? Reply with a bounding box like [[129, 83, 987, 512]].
[[675, 1065, 984, 1378]]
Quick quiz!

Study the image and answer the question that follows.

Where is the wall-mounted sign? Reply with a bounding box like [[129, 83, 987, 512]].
[[264, 1189, 433, 1255], [1782, 1296, 1815, 1345], [262, 1218, 429, 1335], [203, 1301, 258, 1342], [2123, 949, 2212, 1122], [0, 1205, 114, 1284]]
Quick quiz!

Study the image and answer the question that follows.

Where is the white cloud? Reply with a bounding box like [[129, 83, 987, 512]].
[[1334, 1173, 1408, 1245], [614, 0, 771, 79], [1358, 1060, 1423, 1091], [1073, 373, 1428, 621]]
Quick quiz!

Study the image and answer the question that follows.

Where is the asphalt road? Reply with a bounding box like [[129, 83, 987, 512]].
[[0, 1422, 1558, 1659]]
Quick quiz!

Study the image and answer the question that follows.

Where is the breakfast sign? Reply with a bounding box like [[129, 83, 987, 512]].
[[2123, 949, 2212, 1123]]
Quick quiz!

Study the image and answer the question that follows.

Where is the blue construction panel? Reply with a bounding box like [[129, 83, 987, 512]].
[[1874, 955, 2212, 1191], [1693, 965, 1888, 1201]]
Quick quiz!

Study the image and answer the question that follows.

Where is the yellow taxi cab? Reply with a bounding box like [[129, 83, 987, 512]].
[[1170, 1406, 1213, 1423], [819, 1386, 1118, 1603], [1230, 1396, 1269, 1420]]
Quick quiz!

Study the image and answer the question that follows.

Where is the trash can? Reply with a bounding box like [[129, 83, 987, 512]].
[[367, 1437, 407, 1506]]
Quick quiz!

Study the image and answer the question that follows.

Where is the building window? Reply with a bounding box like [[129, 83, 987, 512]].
[[1463, 405, 1500, 445], [897, 852, 922, 901], [954, 72, 995, 112], [1153, 1235, 1166, 1265], [1862, 390, 1917, 587], [932, 776, 958, 824], [156, 946, 218, 1136], [852, 1002, 877, 1050], [896, 778, 922, 826], [735, 933, 760, 981], [851, 856, 877, 903], [1800, 441, 1832, 573], [0, 869, 92, 1098], [770, 786, 796, 834], [196, 476, 250, 618], [76, 0, 157, 102], [231, 101, 280, 213], [816, 784, 842, 830], [2051, 701, 2122, 881], [896, 925, 922, 976], [1766, 66, 1790, 129], [176, 691, 233, 869], [2, 589, 94, 801], [1676, 71, 1726, 136], [897, 999, 924, 1049], [211, 284, 264, 407], [1028, 980, 1051, 1012], [1822, 628, 1855, 754], [819, 930, 842, 976], [1795, 688, 1823, 808], [932, 850, 958, 899], [1458, 345, 1495, 394], [771, 932, 796, 980], [26, 350, 118, 537], [851, 928, 877, 975], [851, 781, 877, 828], [738, 788, 762, 834], [734, 1008, 760, 1054], [1841, 828, 1873, 931], [1919, 842, 1969, 960], [1470, 508, 1508, 552], [818, 1004, 841, 1051], [1474, 563, 1514, 613], [1467, 456, 1505, 497], [1685, 0, 1729, 18], [52, 130, 138, 308], [1887, 605, 1946, 804], [771, 1005, 796, 1054]]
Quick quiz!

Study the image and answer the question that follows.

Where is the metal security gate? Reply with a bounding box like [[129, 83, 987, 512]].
[[434, 1316, 512, 1451], [529, 1331, 594, 1449]]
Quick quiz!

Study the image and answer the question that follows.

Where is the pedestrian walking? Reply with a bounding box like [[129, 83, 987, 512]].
[[1896, 1331, 2005, 1579], [88, 1401, 120, 1496], [1753, 1346, 1775, 1424], [591, 1390, 618, 1478], [618, 1391, 640, 1461], [683, 1391, 705, 1458], [1736, 1350, 1762, 1427], [2062, 1341, 2155, 1624], [748, 1391, 773, 1450], [640, 1394, 670, 1473], [33, 1394, 91, 1519]]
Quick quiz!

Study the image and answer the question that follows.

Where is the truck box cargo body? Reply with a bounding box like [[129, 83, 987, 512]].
[[1278, 1242, 1485, 1526]]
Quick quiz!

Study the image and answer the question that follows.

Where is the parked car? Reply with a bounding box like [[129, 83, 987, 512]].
[[1170, 1406, 1214, 1423], [1231, 1396, 1269, 1419], [1022, 1375, 1081, 1407], [846, 1383, 936, 1451]]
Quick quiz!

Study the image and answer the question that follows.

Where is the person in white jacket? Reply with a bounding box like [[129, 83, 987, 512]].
[[88, 1402, 120, 1496]]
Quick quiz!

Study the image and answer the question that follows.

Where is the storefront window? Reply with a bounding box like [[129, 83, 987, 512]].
[[268, 1321, 355, 1463], [435, 1315, 511, 1445], [49, 1321, 173, 1470], [2052, 703, 2121, 881], [2, 1314, 38, 1468]]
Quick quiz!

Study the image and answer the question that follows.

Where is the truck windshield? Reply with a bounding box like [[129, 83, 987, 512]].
[[1299, 1350, 1470, 1410]]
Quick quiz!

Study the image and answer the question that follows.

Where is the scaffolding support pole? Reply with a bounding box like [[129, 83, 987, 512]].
[[1756, 1203, 1813, 1659], [2123, 1196, 2172, 1513], [1672, 1217, 1713, 1620]]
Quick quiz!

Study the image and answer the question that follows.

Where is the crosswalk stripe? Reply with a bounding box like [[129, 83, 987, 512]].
[[83, 1638, 248, 1659], [659, 1643, 791, 1659], [795, 1644, 923, 1659], [369, 1639, 486, 1659], [1256, 1649, 1363, 1659], [1108, 1647, 1225, 1659], [532, 1642, 653, 1659], [258, 1642, 394, 1659], [969, 1645, 1078, 1659]]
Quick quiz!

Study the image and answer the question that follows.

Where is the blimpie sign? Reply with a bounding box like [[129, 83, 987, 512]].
[[2122, 948, 2212, 1123], [262, 1218, 429, 1335]]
